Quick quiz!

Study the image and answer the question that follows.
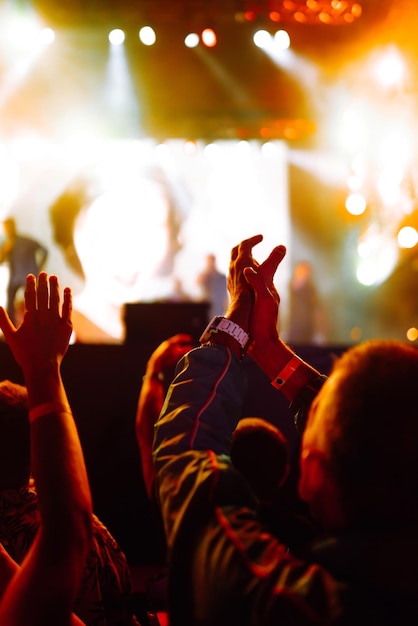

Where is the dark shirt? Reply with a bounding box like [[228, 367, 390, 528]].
[[153, 344, 418, 626]]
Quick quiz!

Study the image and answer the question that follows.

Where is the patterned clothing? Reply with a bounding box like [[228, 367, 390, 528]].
[[0, 482, 140, 626]]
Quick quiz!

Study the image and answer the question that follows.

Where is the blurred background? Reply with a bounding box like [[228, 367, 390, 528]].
[[0, 0, 417, 345]]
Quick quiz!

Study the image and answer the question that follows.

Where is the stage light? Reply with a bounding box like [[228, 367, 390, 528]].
[[261, 142, 279, 158], [184, 32, 199, 48], [398, 226, 418, 249], [243, 11, 257, 22], [139, 26, 156, 46], [274, 30, 290, 50], [183, 139, 198, 155], [374, 47, 406, 89], [39, 27, 55, 45], [201, 28, 217, 48], [108, 29, 125, 45], [406, 327, 418, 342], [345, 193, 366, 216], [253, 29, 272, 49]]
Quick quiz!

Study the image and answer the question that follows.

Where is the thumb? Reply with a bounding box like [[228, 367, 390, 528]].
[[243, 265, 257, 286], [0, 306, 15, 342]]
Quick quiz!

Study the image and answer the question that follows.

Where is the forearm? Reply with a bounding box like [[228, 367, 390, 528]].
[[0, 545, 18, 600], [23, 363, 92, 582], [136, 377, 166, 499], [154, 344, 246, 464]]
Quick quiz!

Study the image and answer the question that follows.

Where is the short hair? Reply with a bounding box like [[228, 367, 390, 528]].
[[320, 340, 418, 527], [0, 380, 30, 490], [231, 417, 289, 504]]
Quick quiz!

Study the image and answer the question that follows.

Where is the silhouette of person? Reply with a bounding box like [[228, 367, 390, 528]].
[[287, 260, 324, 344], [0, 218, 48, 325], [197, 253, 228, 321]]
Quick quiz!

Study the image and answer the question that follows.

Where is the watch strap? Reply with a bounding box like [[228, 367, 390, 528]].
[[199, 316, 249, 352]]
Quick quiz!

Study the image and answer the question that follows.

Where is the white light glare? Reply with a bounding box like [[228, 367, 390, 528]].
[[261, 142, 279, 158], [139, 26, 156, 46], [274, 30, 290, 49], [376, 166, 403, 206], [184, 33, 199, 48], [253, 30, 272, 49], [39, 27, 55, 45], [109, 29, 125, 45], [341, 108, 366, 152], [374, 47, 406, 89], [356, 237, 398, 286], [345, 193, 366, 215], [398, 226, 418, 249]]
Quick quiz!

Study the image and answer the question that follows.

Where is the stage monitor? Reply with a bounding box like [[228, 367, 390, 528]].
[[123, 301, 210, 348]]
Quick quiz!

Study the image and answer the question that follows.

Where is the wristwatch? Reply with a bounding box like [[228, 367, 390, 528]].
[[199, 316, 250, 352]]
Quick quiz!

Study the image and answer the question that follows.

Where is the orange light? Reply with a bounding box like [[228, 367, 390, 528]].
[[244, 10, 257, 21], [294, 11, 307, 22], [201, 28, 217, 47], [269, 11, 281, 22], [352, 3, 362, 17]]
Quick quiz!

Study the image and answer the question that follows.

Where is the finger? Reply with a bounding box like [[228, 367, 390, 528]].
[[0, 306, 15, 341], [231, 234, 263, 261], [36, 272, 49, 310], [238, 234, 263, 252], [24, 274, 37, 313], [61, 286, 72, 324], [49, 275, 60, 315], [258, 245, 286, 284], [244, 266, 270, 296]]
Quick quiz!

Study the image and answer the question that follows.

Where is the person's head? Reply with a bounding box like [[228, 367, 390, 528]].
[[231, 417, 289, 504], [49, 164, 185, 304], [206, 254, 217, 270], [292, 260, 312, 285], [0, 380, 30, 491], [299, 340, 418, 531]]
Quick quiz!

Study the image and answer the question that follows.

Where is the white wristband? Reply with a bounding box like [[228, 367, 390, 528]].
[[271, 355, 303, 389]]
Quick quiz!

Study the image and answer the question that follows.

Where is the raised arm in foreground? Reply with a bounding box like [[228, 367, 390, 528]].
[[0, 272, 92, 626]]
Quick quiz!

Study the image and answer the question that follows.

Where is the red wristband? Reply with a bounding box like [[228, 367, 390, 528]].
[[271, 355, 303, 389]]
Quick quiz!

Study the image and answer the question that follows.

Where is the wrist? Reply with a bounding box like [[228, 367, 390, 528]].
[[249, 339, 320, 401], [200, 316, 249, 360]]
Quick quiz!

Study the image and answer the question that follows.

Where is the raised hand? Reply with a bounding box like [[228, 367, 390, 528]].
[[227, 234, 286, 334], [0, 272, 72, 375], [244, 244, 287, 351]]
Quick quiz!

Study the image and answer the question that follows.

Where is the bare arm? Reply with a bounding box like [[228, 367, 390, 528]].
[[0, 272, 92, 626], [136, 334, 194, 499]]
